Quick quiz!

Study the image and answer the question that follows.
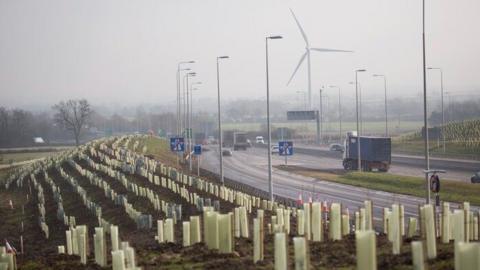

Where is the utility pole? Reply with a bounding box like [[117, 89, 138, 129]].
[[355, 69, 366, 171], [265, 35, 283, 202], [422, 0, 431, 204], [216, 56, 229, 185]]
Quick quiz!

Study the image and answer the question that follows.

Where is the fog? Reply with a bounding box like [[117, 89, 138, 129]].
[[1, 0, 479, 110]]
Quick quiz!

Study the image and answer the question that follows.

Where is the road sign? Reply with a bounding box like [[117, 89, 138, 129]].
[[170, 137, 185, 152], [430, 174, 440, 193], [279, 141, 293, 156], [194, 145, 202, 155], [287, 110, 317, 121]]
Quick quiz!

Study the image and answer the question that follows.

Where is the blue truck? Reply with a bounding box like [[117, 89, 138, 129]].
[[342, 132, 391, 172]]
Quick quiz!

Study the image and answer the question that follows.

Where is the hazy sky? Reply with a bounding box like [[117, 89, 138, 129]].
[[1, 0, 479, 109]]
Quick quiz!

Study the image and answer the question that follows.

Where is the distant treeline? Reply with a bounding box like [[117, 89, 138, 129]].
[[429, 100, 480, 125], [0, 107, 74, 148]]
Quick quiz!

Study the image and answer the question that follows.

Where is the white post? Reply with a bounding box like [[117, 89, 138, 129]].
[[355, 230, 377, 270], [274, 233, 288, 270], [411, 241, 425, 270], [293, 237, 308, 270]]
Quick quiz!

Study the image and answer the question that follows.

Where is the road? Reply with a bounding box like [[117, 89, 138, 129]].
[[200, 146, 478, 227], [256, 143, 478, 182]]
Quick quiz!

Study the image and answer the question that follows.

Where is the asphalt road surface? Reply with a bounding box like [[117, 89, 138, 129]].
[[257, 143, 479, 182], [200, 145, 478, 227]]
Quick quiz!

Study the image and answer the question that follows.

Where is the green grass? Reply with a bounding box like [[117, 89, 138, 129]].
[[137, 136, 179, 167], [284, 167, 480, 205], [0, 151, 60, 165]]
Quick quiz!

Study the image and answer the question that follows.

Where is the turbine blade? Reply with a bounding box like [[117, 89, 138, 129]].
[[287, 51, 308, 86], [290, 8, 309, 46], [310, 47, 353, 53]]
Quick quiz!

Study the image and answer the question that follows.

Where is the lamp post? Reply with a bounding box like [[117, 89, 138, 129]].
[[428, 67, 445, 153], [319, 87, 324, 144], [421, 0, 431, 204], [183, 73, 194, 136], [328, 86, 342, 142], [189, 81, 202, 171], [372, 74, 388, 137], [349, 81, 363, 134], [266, 35, 283, 202], [216, 56, 229, 185], [191, 86, 200, 175], [177, 63, 193, 135], [355, 69, 366, 171], [184, 72, 196, 165]]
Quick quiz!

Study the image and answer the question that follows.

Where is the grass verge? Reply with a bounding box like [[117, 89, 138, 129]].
[[278, 166, 480, 205], [138, 136, 179, 167]]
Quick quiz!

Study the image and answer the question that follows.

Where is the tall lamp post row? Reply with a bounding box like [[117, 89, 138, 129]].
[[176, 61, 194, 136], [175, 22, 437, 205]]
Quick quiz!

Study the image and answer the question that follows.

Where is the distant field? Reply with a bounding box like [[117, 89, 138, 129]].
[[0, 151, 60, 165], [222, 120, 423, 136]]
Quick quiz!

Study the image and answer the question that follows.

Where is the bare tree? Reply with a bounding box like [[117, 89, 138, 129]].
[[0, 107, 9, 145], [52, 99, 93, 146]]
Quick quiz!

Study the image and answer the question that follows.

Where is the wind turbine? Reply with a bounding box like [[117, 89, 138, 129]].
[[287, 8, 353, 109]]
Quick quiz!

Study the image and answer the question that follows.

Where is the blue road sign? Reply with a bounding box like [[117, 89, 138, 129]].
[[170, 137, 185, 152], [194, 145, 202, 155], [279, 141, 293, 156]]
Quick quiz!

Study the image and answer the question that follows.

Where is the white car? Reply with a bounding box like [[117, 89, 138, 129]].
[[271, 145, 279, 154], [255, 136, 265, 144]]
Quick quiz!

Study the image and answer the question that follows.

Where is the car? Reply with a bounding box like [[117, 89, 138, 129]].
[[222, 149, 233, 156], [255, 136, 265, 144], [471, 172, 480, 183], [329, 143, 344, 152], [271, 145, 279, 154]]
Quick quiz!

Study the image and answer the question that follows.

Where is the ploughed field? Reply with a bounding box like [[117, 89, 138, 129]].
[[0, 135, 475, 269]]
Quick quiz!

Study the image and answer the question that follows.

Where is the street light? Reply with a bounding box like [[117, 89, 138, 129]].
[[428, 67, 445, 153], [328, 85, 342, 142], [217, 56, 229, 185], [355, 69, 366, 171], [183, 71, 196, 136], [184, 72, 196, 165], [189, 81, 202, 171], [266, 35, 283, 202], [349, 81, 364, 134], [177, 61, 194, 135], [372, 74, 388, 137], [421, 0, 431, 204], [318, 87, 324, 144]]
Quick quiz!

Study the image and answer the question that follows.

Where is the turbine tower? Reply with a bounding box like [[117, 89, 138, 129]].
[[287, 8, 352, 109]]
